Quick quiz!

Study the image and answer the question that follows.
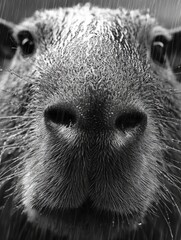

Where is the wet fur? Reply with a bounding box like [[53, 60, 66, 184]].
[[0, 4, 181, 240]]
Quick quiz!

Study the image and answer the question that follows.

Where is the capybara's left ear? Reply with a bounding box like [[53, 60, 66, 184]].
[[0, 19, 17, 67]]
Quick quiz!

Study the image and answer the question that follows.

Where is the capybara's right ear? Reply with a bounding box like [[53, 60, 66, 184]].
[[0, 19, 17, 65]]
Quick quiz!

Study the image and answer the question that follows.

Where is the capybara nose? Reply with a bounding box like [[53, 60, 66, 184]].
[[44, 104, 77, 127], [44, 102, 147, 135]]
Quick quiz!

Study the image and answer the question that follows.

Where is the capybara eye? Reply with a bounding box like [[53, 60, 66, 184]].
[[151, 35, 168, 65], [18, 30, 35, 56]]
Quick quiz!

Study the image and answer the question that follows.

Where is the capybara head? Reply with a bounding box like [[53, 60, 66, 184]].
[[0, 4, 181, 240]]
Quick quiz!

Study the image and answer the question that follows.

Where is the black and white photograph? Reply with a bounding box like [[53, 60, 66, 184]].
[[0, 0, 181, 239]]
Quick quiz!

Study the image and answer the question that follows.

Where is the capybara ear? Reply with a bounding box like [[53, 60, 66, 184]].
[[150, 26, 181, 82], [0, 19, 17, 67]]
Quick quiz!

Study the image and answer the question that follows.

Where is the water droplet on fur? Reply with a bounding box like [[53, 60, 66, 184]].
[[112, 215, 116, 227], [112, 220, 115, 227]]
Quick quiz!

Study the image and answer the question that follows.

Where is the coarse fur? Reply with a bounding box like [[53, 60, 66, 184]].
[[0, 3, 181, 240]]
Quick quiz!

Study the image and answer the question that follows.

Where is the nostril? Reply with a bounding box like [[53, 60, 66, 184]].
[[44, 104, 77, 127], [115, 110, 147, 133]]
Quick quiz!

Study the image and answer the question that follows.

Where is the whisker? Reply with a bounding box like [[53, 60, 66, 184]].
[[160, 138, 181, 144], [166, 163, 181, 172], [162, 185, 181, 217], [3, 69, 36, 82], [153, 119, 181, 126], [0, 145, 23, 150], [0, 155, 23, 165], [160, 171, 181, 192], [0, 174, 18, 183], [153, 116, 181, 122], [0, 127, 32, 135], [164, 146, 181, 154], [158, 205, 174, 240], [0, 156, 25, 178], [0, 116, 34, 120]]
